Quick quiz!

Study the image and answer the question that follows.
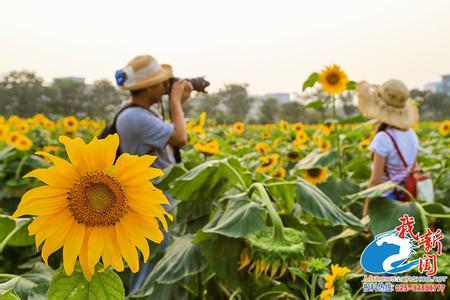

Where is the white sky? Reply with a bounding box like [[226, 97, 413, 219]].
[[1, 0, 450, 94]]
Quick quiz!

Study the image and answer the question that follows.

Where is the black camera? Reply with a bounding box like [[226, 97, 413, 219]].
[[165, 77, 210, 94]]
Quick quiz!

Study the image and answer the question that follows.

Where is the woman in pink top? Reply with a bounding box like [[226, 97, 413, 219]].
[[356, 79, 420, 217]]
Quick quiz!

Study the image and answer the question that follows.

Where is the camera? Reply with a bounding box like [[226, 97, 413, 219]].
[[165, 77, 210, 94]]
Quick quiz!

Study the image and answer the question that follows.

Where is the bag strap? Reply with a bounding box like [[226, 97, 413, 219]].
[[383, 130, 408, 168]]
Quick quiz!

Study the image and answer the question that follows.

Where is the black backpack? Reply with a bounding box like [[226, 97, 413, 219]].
[[98, 103, 182, 163]]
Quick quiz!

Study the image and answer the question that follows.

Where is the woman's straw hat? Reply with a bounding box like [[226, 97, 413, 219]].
[[115, 55, 173, 91], [356, 79, 419, 130]]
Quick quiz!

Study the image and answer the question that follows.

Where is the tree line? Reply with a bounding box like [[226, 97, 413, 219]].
[[0, 71, 448, 123]]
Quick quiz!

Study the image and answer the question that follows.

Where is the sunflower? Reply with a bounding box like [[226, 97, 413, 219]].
[[291, 123, 305, 132], [255, 143, 271, 155], [232, 122, 245, 134], [194, 139, 220, 155], [439, 120, 450, 136], [260, 131, 271, 139], [358, 138, 370, 152], [42, 118, 55, 130], [33, 114, 46, 122], [12, 134, 172, 281], [317, 138, 331, 153], [318, 64, 348, 95], [320, 264, 350, 300], [295, 130, 309, 144], [279, 120, 289, 131], [256, 154, 279, 173], [17, 121, 30, 134], [265, 124, 275, 131], [15, 135, 33, 151], [287, 151, 301, 163], [303, 168, 328, 184], [0, 124, 9, 140], [269, 167, 286, 179], [238, 227, 305, 280], [6, 131, 21, 146], [62, 116, 79, 132]]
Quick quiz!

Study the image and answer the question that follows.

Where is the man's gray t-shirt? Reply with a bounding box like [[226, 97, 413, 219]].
[[116, 106, 176, 170]]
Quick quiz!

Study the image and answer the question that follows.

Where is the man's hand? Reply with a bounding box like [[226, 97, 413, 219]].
[[170, 79, 193, 105]]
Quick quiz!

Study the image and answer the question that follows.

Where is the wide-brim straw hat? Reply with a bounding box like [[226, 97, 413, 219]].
[[116, 55, 173, 91], [356, 79, 419, 130]]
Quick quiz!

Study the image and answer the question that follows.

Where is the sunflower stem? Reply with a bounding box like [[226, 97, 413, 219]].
[[224, 161, 247, 190], [331, 95, 343, 177], [310, 273, 318, 300], [15, 154, 29, 180], [249, 183, 287, 245]]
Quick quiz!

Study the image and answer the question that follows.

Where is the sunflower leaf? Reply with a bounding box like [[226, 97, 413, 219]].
[[304, 99, 325, 110], [369, 198, 425, 235], [141, 235, 207, 286], [346, 81, 356, 90], [294, 150, 338, 170], [302, 72, 319, 91], [202, 193, 267, 238], [47, 262, 124, 300], [0, 263, 54, 300], [170, 158, 247, 202], [296, 178, 362, 227]]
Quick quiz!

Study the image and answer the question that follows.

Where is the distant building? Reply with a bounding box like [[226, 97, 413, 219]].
[[424, 74, 450, 95]]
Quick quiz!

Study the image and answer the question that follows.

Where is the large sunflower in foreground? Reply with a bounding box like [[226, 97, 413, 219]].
[[319, 65, 348, 95], [12, 134, 172, 281], [303, 168, 328, 184]]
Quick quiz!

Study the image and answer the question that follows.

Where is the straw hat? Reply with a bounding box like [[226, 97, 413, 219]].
[[356, 79, 419, 130], [115, 55, 173, 91]]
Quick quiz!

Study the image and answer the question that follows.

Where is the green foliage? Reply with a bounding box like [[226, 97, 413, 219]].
[[47, 263, 124, 300], [0, 263, 54, 300]]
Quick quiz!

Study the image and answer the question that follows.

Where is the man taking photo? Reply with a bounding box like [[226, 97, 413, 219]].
[[114, 54, 192, 169], [111, 54, 193, 293]]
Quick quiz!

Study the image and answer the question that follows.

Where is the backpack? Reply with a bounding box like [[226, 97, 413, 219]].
[[98, 103, 182, 163], [383, 131, 434, 202], [98, 103, 148, 161]]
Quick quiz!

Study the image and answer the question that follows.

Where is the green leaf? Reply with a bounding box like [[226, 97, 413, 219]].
[[294, 150, 338, 170], [296, 178, 362, 227], [346, 181, 397, 201], [318, 176, 359, 207], [0, 263, 54, 300], [170, 158, 245, 202], [203, 193, 267, 238], [143, 235, 207, 285], [153, 164, 187, 191], [198, 235, 243, 289], [0, 216, 34, 253], [266, 180, 296, 212], [0, 216, 16, 241], [346, 81, 356, 90], [0, 289, 19, 300], [302, 72, 319, 91], [369, 198, 425, 235], [304, 99, 325, 110], [47, 263, 124, 300]]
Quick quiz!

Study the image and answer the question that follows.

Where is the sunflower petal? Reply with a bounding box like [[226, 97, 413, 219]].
[[117, 221, 150, 263], [41, 216, 74, 264], [63, 222, 85, 276], [115, 223, 139, 273], [87, 227, 104, 274]]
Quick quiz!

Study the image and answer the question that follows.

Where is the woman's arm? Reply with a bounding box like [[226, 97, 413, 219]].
[[362, 152, 386, 217]]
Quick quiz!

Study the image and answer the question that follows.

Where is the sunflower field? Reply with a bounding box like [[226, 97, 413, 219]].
[[0, 70, 450, 300]]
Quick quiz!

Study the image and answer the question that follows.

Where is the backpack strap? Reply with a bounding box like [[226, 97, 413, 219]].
[[383, 130, 408, 168]]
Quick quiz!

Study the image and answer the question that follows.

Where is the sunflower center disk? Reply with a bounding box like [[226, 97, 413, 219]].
[[326, 73, 339, 85], [68, 172, 128, 226], [307, 168, 321, 177]]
